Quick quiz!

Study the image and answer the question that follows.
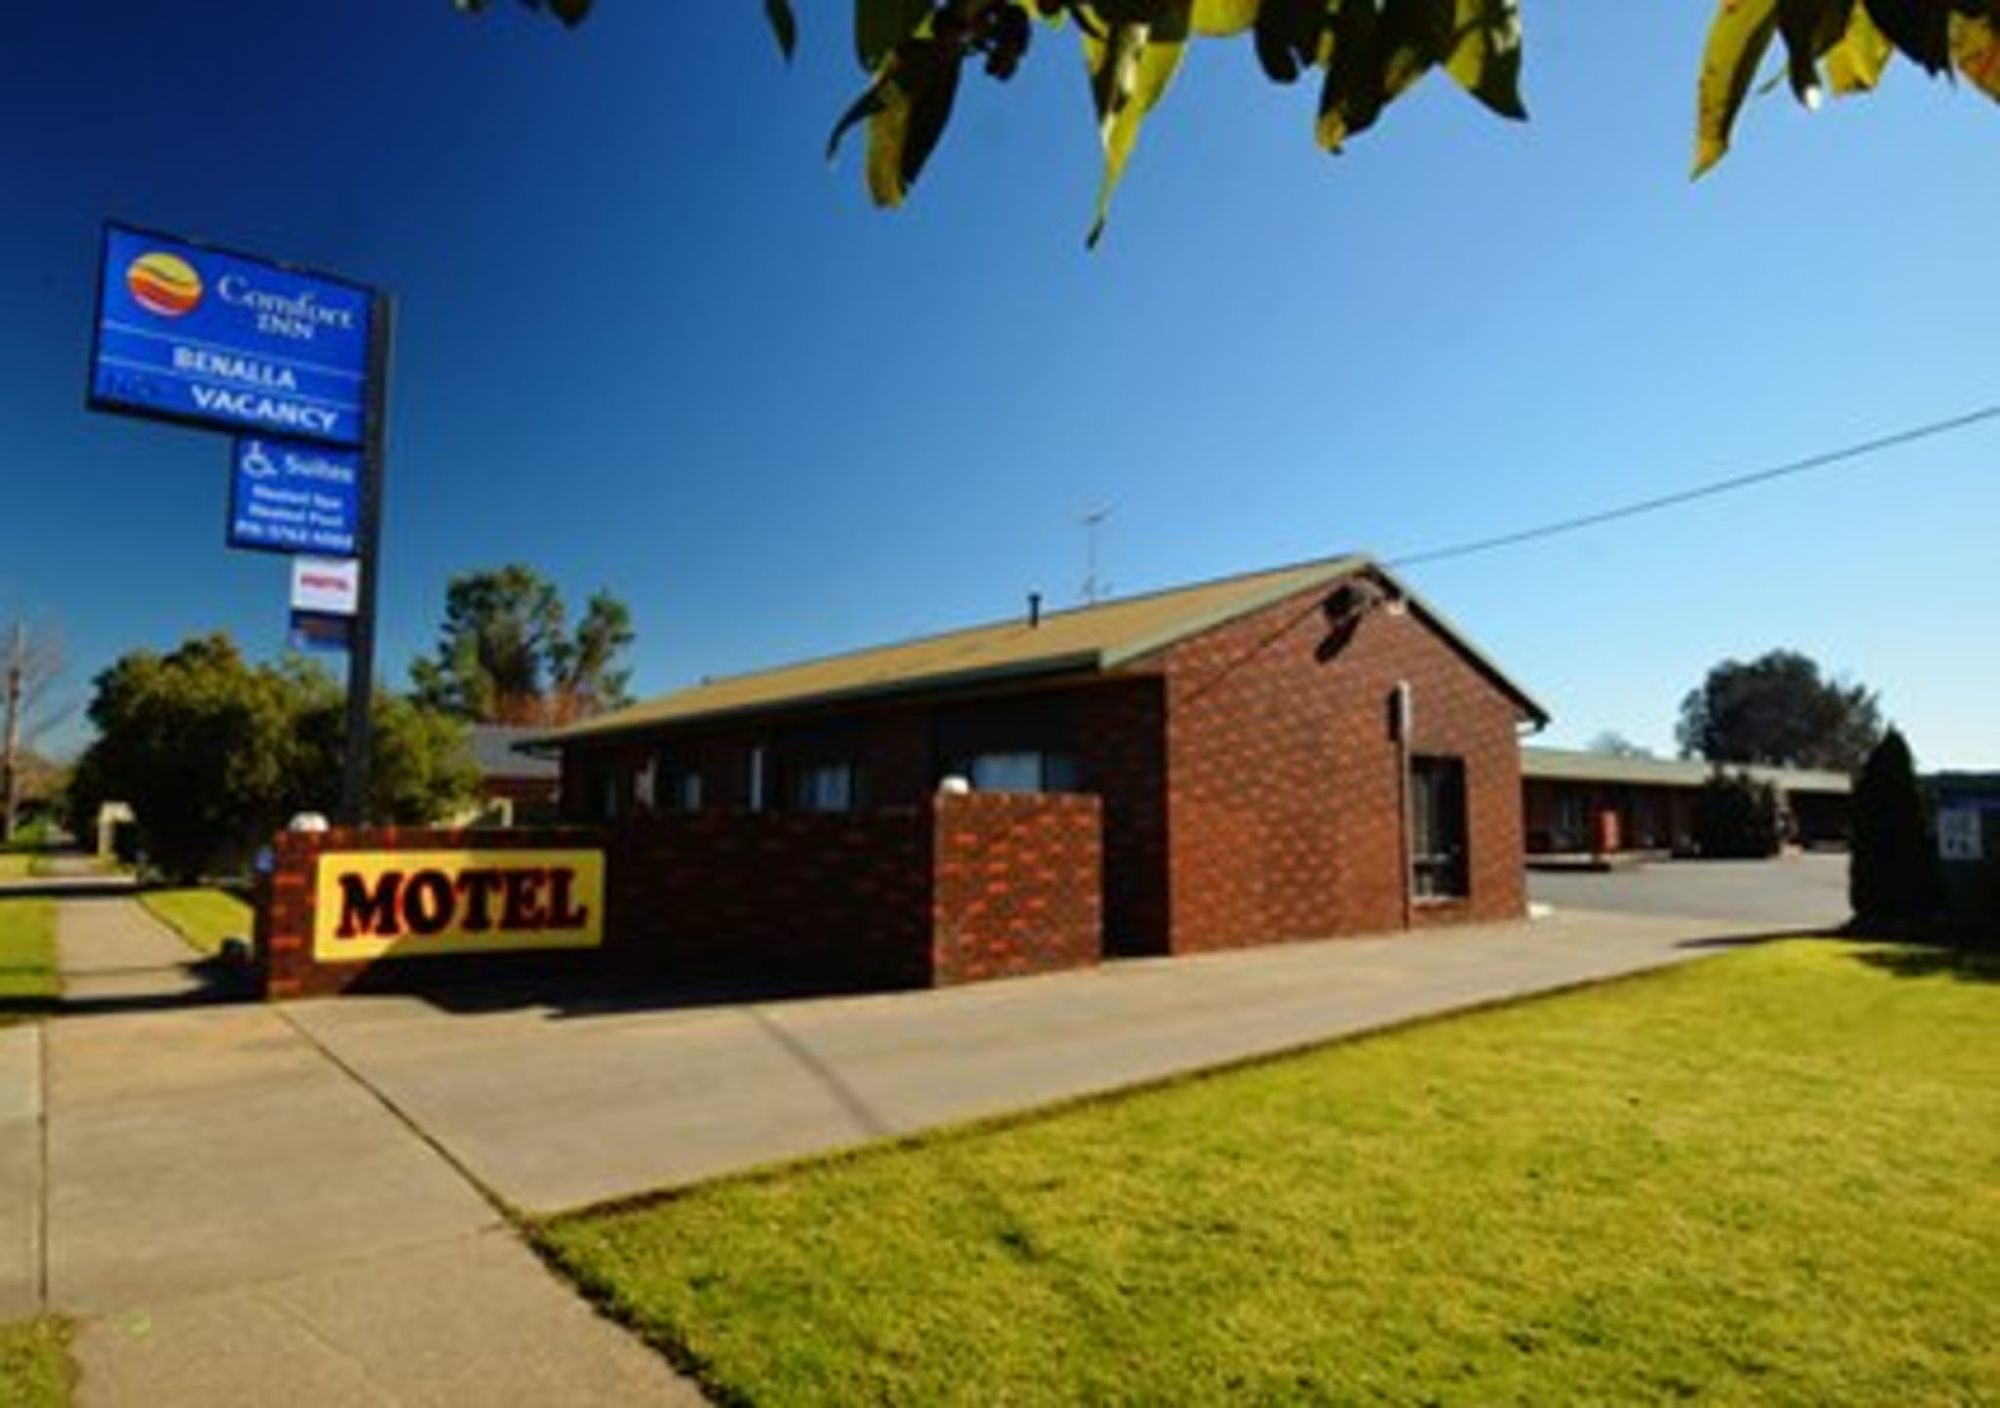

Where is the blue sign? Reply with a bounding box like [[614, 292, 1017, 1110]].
[[289, 610, 354, 655], [228, 436, 362, 557], [90, 224, 373, 446]]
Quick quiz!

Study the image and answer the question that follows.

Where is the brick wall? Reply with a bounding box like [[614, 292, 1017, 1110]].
[[561, 679, 1163, 956], [608, 793, 1101, 989], [931, 793, 1102, 984], [605, 807, 936, 989], [1146, 580, 1528, 953], [256, 825, 604, 998], [255, 798, 1102, 999]]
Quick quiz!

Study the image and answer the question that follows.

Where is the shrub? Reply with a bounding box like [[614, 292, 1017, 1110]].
[[1850, 729, 1938, 927]]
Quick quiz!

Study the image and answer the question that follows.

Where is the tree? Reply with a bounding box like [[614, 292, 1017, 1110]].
[[410, 565, 635, 726], [1849, 728, 1937, 926], [1, 620, 72, 842], [1586, 730, 1652, 759], [70, 635, 478, 880], [1676, 650, 1883, 772], [1693, 770, 1785, 858], [467, 1, 2000, 244]]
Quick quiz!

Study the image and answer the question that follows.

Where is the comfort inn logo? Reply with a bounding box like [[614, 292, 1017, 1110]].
[[126, 251, 203, 317]]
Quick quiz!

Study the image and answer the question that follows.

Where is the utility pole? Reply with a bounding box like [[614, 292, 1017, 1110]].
[[2, 623, 22, 844]]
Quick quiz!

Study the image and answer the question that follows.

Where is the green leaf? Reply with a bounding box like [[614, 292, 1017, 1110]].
[[829, 39, 967, 208], [1443, 0, 1528, 118], [1192, 0, 1262, 36], [1824, 2, 1895, 90], [1694, 0, 1780, 176], [1253, 0, 1325, 83], [765, 0, 799, 60], [1084, 2, 1194, 247], [1861, 0, 1951, 72], [856, 0, 931, 71], [1318, 0, 1433, 151], [1776, 0, 1849, 100]]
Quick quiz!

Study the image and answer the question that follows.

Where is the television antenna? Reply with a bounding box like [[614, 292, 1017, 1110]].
[[1080, 508, 1111, 604]]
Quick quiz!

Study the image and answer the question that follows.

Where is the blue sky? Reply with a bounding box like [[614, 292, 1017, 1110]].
[[3, 2, 1996, 766]]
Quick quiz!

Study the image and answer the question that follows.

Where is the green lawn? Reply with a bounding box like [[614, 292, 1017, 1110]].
[[139, 887, 252, 958], [0, 899, 58, 1022], [0, 857, 30, 883], [0, 1319, 68, 1408], [542, 941, 2000, 1406]]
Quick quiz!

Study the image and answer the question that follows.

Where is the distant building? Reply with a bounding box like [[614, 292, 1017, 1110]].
[[463, 724, 561, 827], [544, 555, 1549, 960], [1522, 746, 1852, 856]]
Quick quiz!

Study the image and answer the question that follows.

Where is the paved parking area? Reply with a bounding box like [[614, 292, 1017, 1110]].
[[1530, 851, 1850, 929]]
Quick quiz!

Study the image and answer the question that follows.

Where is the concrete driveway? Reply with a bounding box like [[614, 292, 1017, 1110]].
[[280, 903, 1787, 1214], [1530, 851, 1850, 929]]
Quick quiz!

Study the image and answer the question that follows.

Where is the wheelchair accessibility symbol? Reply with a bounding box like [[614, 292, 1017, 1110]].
[[240, 441, 280, 479]]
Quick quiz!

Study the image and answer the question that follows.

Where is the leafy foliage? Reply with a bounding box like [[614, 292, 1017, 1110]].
[[479, 1, 1999, 241], [1693, 769, 1785, 858], [68, 635, 478, 881], [1676, 649, 1883, 772], [1695, 0, 2000, 173], [1850, 727, 1938, 925], [410, 564, 634, 726]]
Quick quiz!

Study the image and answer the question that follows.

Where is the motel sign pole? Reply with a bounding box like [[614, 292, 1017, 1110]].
[[341, 292, 393, 824]]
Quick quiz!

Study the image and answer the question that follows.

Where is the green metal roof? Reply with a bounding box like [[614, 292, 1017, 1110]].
[[1523, 746, 1852, 795], [550, 554, 1548, 744]]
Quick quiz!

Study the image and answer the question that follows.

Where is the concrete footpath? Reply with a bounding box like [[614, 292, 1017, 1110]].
[[13, 894, 698, 1407]]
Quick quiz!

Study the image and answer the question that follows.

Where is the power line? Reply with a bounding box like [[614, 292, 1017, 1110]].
[[1386, 402, 2000, 571]]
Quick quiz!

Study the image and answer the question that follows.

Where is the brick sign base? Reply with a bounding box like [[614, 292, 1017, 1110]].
[[253, 795, 1103, 1000]]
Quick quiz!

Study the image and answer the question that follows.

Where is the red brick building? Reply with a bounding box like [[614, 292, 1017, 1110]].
[[545, 556, 1548, 961], [1521, 747, 1853, 856]]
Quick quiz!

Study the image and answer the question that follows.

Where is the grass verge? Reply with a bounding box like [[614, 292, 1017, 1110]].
[[541, 940, 2000, 1406], [0, 1318, 69, 1408], [0, 858, 30, 884], [139, 887, 252, 958], [0, 898, 57, 1023]]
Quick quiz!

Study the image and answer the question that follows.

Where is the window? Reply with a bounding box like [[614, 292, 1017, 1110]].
[[1410, 756, 1469, 900], [1554, 789, 1586, 852], [963, 751, 1082, 794], [650, 752, 703, 813], [794, 762, 855, 813], [674, 771, 703, 812]]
